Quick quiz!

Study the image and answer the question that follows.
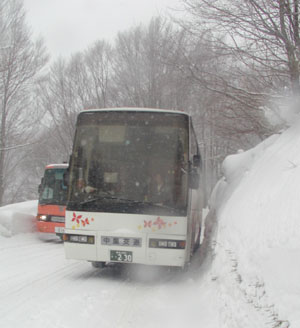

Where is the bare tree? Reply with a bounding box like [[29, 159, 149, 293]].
[[180, 1, 300, 119], [162, 18, 269, 193], [113, 17, 193, 109], [0, 0, 48, 205], [36, 42, 115, 164], [85, 40, 113, 108], [168, 0, 300, 196]]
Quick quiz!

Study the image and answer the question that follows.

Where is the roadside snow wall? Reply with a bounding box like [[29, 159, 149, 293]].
[[0, 200, 38, 237], [211, 119, 300, 327]]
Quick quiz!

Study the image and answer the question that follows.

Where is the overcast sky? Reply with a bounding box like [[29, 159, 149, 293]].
[[23, 0, 183, 59]]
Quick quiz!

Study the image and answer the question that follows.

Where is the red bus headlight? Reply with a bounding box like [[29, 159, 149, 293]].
[[37, 214, 48, 221]]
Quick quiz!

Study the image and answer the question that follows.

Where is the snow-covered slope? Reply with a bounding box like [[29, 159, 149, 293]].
[[0, 200, 37, 237], [212, 119, 300, 327]]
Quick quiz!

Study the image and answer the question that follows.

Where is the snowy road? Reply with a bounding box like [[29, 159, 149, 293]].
[[0, 232, 221, 328], [0, 204, 294, 328]]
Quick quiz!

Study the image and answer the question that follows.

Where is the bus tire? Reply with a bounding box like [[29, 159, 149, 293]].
[[181, 262, 190, 273], [91, 261, 105, 268], [170, 263, 189, 274]]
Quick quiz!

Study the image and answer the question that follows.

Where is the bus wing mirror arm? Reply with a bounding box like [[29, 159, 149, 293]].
[[38, 177, 44, 193], [63, 154, 72, 187], [63, 169, 69, 187], [189, 167, 200, 189]]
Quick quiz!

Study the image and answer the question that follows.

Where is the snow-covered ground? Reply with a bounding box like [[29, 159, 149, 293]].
[[0, 202, 219, 328], [209, 119, 300, 328], [1, 119, 300, 327], [0, 200, 37, 237]]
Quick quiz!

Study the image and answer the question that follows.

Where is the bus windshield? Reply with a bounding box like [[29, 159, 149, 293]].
[[39, 168, 68, 205], [67, 111, 189, 216]]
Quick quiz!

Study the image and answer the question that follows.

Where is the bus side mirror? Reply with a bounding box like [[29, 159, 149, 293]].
[[189, 168, 199, 189], [63, 154, 72, 187], [63, 169, 69, 187], [68, 154, 72, 167], [38, 177, 44, 193], [193, 154, 201, 168]]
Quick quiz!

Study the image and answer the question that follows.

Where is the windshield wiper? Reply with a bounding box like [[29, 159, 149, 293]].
[[79, 194, 119, 206], [79, 195, 176, 211], [140, 200, 177, 211]]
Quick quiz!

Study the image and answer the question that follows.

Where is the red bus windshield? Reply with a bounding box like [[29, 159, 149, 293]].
[[39, 168, 68, 205]]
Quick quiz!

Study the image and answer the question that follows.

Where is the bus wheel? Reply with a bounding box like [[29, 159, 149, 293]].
[[169, 263, 189, 274], [180, 262, 190, 273], [91, 261, 105, 268]]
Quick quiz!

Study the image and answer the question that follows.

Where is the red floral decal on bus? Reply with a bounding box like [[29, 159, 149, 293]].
[[153, 217, 166, 229], [72, 212, 93, 228], [72, 212, 82, 224], [138, 217, 178, 231], [144, 220, 152, 228], [81, 218, 90, 227]]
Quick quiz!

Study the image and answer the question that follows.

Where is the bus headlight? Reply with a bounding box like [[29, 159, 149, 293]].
[[63, 234, 95, 244], [149, 239, 186, 249], [37, 214, 48, 221]]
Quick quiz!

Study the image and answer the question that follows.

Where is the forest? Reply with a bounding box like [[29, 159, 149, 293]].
[[1, 0, 299, 206]]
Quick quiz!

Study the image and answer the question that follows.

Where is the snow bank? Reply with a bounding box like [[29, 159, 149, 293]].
[[0, 200, 38, 237], [212, 119, 300, 327], [210, 133, 280, 211]]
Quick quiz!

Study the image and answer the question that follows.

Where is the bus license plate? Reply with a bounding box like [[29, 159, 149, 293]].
[[55, 227, 64, 234], [110, 250, 132, 263]]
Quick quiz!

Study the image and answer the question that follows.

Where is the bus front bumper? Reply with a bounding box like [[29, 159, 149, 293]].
[[63, 229, 187, 267], [36, 220, 65, 234]]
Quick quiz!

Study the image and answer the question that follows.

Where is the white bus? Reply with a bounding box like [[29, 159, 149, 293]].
[[63, 108, 203, 269]]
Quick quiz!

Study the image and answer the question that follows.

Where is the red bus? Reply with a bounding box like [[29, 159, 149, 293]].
[[36, 164, 68, 237]]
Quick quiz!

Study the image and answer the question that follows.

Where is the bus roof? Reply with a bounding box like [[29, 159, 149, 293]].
[[45, 163, 69, 169], [80, 107, 190, 117]]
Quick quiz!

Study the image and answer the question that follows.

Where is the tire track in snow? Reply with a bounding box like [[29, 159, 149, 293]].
[[0, 241, 66, 298], [0, 228, 221, 328], [213, 243, 290, 328], [0, 261, 84, 317], [0, 237, 88, 318], [0, 238, 135, 328]]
